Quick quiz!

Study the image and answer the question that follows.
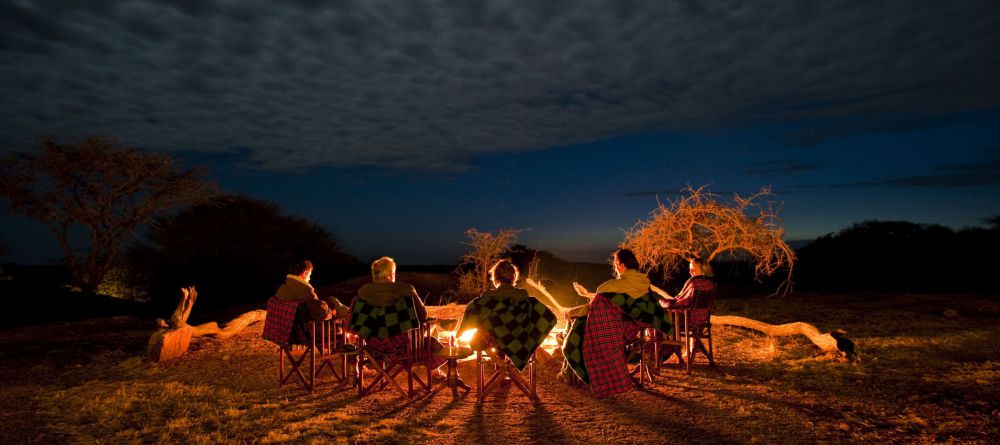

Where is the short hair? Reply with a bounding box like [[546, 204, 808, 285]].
[[613, 249, 640, 270], [489, 259, 519, 285], [289, 259, 313, 275], [371, 256, 396, 280], [690, 258, 714, 277]]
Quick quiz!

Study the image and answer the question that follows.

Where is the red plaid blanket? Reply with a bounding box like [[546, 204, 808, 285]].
[[668, 276, 716, 329], [582, 295, 642, 398], [263, 297, 300, 346]]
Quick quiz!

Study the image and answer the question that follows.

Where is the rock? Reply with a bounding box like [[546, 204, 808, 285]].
[[942, 309, 959, 319], [147, 325, 194, 363]]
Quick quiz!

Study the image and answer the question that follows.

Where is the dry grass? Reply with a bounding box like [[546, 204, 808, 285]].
[[1, 293, 997, 444]]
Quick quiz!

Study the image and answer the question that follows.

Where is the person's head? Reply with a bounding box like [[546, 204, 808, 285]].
[[489, 259, 519, 288], [371, 256, 397, 282], [689, 258, 713, 277], [612, 248, 640, 278], [289, 259, 314, 282]]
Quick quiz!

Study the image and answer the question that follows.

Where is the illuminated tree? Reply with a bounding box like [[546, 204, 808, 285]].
[[0, 136, 216, 294], [456, 228, 520, 298], [624, 186, 795, 295]]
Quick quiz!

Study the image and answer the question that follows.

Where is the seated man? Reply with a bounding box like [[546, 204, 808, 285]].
[[560, 248, 672, 398], [265, 259, 348, 346], [458, 260, 557, 371], [352, 256, 447, 376]]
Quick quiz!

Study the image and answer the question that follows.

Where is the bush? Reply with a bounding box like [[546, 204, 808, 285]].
[[127, 195, 359, 313]]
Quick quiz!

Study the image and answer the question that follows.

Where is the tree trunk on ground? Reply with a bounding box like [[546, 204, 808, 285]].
[[147, 287, 264, 362], [189, 310, 266, 339], [710, 315, 838, 353]]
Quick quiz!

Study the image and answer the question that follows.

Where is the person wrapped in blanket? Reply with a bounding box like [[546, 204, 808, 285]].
[[355, 256, 450, 379], [457, 260, 557, 371], [658, 258, 717, 331], [265, 259, 351, 345], [559, 248, 673, 397]]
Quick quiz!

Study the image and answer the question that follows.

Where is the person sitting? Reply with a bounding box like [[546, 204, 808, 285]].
[[559, 248, 672, 397], [352, 256, 448, 379], [458, 260, 557, 371], [275, 259, 350, 320], [660, 258, 717, 331], [565, 249, 651, 318], [266, 259, 350, 347]]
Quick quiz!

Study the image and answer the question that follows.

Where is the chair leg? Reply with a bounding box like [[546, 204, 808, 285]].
[[528, 360, 536, 403], [476, 351, 484, 403], [278, 347, 284, 386], [707, 326, 715, 367]]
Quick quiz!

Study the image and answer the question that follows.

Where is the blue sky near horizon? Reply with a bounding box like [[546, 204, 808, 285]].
[[1, 0, 998, 265]]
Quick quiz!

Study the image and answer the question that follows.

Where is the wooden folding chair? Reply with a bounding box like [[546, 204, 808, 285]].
[[475, 347, 537, 403], [355, 320, 435, 398], [265, 300, 357, 392], [659, 307, 715, 374]]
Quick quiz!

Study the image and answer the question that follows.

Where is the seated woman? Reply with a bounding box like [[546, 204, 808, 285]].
[[660, 258, 717, 331], [560, 248, 672, 398], [351, 256, 448, 376], [457, 260, 557, 371]]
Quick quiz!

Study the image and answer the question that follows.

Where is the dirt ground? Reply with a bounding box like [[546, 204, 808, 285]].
[[0, 292, 997, 444]]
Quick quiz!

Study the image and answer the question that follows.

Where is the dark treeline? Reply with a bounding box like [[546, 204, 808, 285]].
[[792, 219, 1000, 294]]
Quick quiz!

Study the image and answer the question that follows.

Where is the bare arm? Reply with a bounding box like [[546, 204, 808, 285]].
[[573, 282, 596, 300]]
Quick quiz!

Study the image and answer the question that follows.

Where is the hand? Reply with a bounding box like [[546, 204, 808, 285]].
[[573, 282, 589, 297]]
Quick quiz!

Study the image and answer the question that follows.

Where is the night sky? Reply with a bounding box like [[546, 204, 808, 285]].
[[1, 0, 998, 265]]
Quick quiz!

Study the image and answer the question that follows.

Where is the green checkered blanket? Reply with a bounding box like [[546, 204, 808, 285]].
[[348, 296, 420, 339], [458, 296, 557, 371], [562, 292, 673, 385], [607, 292, 673, 335]]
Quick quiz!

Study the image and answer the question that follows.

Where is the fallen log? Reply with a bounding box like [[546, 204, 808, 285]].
[[711, 315, 838, 353], [190, 310, 267, 339], [147, 287, 264, 362]]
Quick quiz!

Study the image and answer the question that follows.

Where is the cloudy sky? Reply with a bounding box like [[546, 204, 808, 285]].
[[1, 0, 999, 264]]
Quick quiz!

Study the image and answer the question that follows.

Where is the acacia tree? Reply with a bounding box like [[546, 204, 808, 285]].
[[456, 228, 520, 298], [624, 186, 795, 295], [0, 136, 216, 294]]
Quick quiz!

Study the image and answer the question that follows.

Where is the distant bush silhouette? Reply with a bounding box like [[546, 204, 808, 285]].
[[795, 219, 999, 293], [128, 195, 359, 313]]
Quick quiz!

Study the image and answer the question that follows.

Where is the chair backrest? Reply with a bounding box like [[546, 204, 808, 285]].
[[690, 278, 717, 311], [348, 295, 422, 340], [263, 297, 310, 346]]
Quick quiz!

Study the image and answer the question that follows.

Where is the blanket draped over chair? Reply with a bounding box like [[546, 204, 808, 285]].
[[562, 292, 673, 398], [263, 297, 311, 346], [348, 297, 446, 369], [458, 296, 558, 371]]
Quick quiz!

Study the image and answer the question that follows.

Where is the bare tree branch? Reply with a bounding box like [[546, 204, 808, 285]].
[[623, 186, 795, 296], [0, 136, 217, 293]]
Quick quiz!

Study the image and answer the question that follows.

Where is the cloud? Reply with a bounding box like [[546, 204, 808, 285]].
[[808, 157, 1000, 189], [1, 0, 998, 171], [741, 160, 821, 176]]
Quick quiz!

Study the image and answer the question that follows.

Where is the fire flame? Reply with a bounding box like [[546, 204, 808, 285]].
[[458, 328, 478, 343]]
